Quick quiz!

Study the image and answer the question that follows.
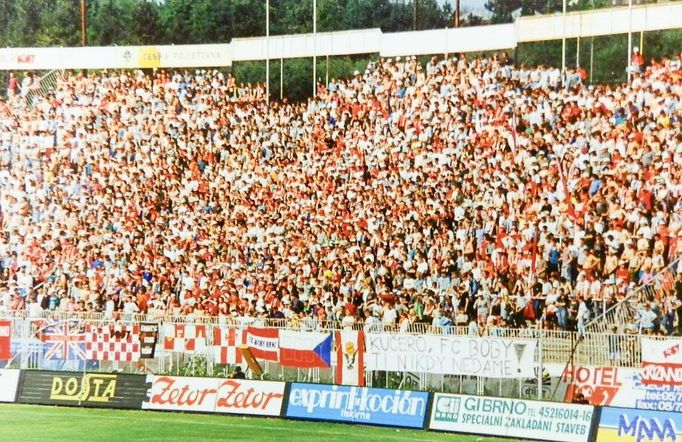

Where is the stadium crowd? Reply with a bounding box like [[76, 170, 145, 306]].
[[0, 51, 681, 336]]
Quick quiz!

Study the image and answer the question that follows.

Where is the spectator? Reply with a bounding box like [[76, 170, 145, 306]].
[[636, 303, 658, 334]]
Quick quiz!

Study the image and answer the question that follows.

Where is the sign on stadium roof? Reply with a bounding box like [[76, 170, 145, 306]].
[[0, 44, 233, 70]]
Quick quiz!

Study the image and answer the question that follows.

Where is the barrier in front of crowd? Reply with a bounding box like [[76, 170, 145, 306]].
[[0, 310, 663, 368], [2, 314, 680, 408], [2, 367, 682, 441]]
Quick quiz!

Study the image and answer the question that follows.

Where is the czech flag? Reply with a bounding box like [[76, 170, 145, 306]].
[[279, 330, 332, 368]]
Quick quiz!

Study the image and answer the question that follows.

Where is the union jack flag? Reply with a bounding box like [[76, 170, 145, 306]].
[[38, 320, 87, 361]]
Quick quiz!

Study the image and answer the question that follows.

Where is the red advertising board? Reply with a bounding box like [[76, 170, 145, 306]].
[[560, 365, 623, 405], [142, 375, 285, 416], [0, 320, 10, 361]]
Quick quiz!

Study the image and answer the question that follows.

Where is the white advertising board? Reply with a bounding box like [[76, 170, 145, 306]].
[[142, 375, 285, 416], [429, 393, 594, 442], [0, 369, 20, 402]]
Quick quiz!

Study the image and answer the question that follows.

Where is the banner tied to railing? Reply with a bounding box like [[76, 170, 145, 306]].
[[365, 333, 537, 378]]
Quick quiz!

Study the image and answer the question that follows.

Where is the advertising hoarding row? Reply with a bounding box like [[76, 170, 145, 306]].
[[8, 368, 682, 442]]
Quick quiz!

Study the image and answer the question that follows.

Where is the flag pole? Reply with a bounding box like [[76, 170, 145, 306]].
[[627, 0, 632, 83], [265, 0, 270, 104], [313, 0, 317, 98], [561, 0, 566, 74]]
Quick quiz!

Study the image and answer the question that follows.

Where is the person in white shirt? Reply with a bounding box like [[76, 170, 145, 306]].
[[123, 296, 139, 315], [636, 303, 658, 333], [363, 308, 382, 332], [27, 295, 42, 318], [382, 303, 397, 328], [577, 296, 590, 335]]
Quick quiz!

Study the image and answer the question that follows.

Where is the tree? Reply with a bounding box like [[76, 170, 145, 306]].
[[485, 0, 563, 24], [158, 0, 194, 44], [130, 0, 163, 45], [316, 0, 351, 32], [462, 13, 486, 27], [88, 0, 134, 46], [232, 0, 266, 38], [187, 0, 232, 44], [35, 0, 81, 47], [7, 0, 50, 47]]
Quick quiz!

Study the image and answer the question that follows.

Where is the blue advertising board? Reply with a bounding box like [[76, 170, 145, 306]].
[[597, 407, 682, 442], [285, 383, 429, 429]]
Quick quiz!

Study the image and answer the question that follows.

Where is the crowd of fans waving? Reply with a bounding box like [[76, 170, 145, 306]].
[[1, 50, 681, 337]]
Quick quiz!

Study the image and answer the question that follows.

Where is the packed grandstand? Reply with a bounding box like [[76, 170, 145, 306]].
[[0, 50, 681, 338]]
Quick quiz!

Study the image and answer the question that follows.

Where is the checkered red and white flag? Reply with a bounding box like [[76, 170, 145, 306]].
[[85, 324, 140, 362], [163, 324, 207, 353], [213, 327, 246, 364]]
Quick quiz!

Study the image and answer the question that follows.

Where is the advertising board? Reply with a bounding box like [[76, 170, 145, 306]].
[[18, 371, 148, 408], [428, 393, 594, 442], [365, 333, 536, 378], [0, 44, 232, 71], [285, 383, 428, 429], [551, 364, 682, 412], [142, 375, 285, 416], [596, 407, 682, 441], [0, 369, 20, 402]]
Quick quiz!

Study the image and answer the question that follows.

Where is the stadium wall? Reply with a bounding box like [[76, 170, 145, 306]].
[[3, 368, 682, 441], [0, 2, 681, 70]]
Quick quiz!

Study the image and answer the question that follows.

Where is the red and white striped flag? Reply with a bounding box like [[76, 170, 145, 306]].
[[213, 327, 246, 364], [335, 329, 364, 386], [163, 324, 207, 353], [245, 327, 279, 361], [85, 324, 140, 362]]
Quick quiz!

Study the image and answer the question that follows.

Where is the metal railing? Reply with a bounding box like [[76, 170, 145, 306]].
[[586, 256, 681, 334], [1, 312, 644, 369], [20, 69, 64, 109], [1, 313, 660, 404]]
